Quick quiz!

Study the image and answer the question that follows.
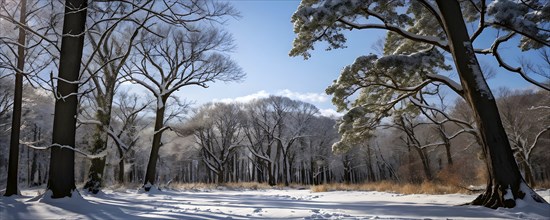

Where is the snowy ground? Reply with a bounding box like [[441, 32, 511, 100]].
[[1, 187, 549, 219]]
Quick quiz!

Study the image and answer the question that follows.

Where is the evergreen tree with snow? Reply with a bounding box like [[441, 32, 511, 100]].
[[290, 0, 549, 208]]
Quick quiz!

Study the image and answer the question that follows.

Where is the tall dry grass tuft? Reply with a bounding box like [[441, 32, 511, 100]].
[[310, 181, 471, 195], [310, 184, 329, 192], [534, 180, 550, 190]]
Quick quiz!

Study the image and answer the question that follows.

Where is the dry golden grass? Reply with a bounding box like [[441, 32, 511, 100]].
[[310, 184, 329, 192], [103, 178, 549, 194], [224, 182, 274, 190], [310, 181, 471, 195], [534, 180, 550, 190]]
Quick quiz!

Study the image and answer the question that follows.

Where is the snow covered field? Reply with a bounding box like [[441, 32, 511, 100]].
[[1, 187, 549, 219]]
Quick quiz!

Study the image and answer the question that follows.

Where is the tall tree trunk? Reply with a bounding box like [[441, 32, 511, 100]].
[[439, 127, 453, 166], [117, 146, 124, 184], [342, 156, 351, 184], [143, 100, 166, 190], [30, 124, 39, 186], [266, 144, 275, 186], [4, 0, 27, 197], [48, 0, 88, 198], [366, 145, 376, 182], [218, 167, 224, 184], [267, 160, 275, 186], [520, 159, 535, 187], [88, 64, 126, 190], [282, 149, 290, 186], [30, 150, 38, 186], [83, 98, 113, 193], [436, 0, 547, 208]]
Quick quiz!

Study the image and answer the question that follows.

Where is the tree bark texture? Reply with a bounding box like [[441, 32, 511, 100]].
[[48, 0, 87, 198]]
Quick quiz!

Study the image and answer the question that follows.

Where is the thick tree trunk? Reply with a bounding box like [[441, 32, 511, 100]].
[[282, 149, 290, 186], [275, 141, 283, 185], [83, 97, 113, 193], [436, 0, 547, 208], [4, 0, 27, 197], [267, 160, 275, 186], [83, 47, 120, 192], [266, 144, 276, 186], [83, 134, 107, 193], [117, 146, 125, 184], [217, 167, 224, 184], [342, 156, 351, 184], [143, 101, 166, 190], [83, 109, 110, 193], [48, 0, 87, 198]]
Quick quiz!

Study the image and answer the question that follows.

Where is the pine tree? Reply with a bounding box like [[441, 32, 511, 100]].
[[290, 0, 549, 208]]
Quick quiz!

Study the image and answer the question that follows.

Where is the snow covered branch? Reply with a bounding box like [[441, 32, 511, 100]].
[[425, 74, 463, 95], [477, 32, 550, 91], [338, 17, 449, 51], [526, 126, 550, 158], [20, 142, 108, 159]]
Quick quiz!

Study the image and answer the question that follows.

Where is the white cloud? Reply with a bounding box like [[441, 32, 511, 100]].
[[213, 90, 270, 103], [317, 108, 344, 118], [276, 89, 329, 103], [212, 89, 330, 105]]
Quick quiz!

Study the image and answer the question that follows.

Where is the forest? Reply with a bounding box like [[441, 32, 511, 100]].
[[0, 0, 549, 219], [1, 83, 549, 189]]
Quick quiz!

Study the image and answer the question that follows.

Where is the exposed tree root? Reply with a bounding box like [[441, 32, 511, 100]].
[[468, 180, 547, 209]]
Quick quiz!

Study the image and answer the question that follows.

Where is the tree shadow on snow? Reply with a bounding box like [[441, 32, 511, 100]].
[[0, 189, 524, 219]]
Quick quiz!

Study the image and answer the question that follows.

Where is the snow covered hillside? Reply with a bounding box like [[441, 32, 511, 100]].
[[1, 188, 549, 219]]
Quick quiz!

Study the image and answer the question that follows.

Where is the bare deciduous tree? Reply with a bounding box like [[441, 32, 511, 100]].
[[80, 4, 150, 192], [125, 27, 243, 190], [498, 88, 550, 187], [0, 0, 57, 197], [182, 103, 244, 183], [109, 91, 149, 184]]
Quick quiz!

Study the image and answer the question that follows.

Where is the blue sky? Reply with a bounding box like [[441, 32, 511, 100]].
[[171, 1, 547, 116], [177, 0, 382, 116]]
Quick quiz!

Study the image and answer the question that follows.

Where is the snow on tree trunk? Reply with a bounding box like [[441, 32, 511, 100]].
[[48, 0, 87, 198], [435, 0, 547, 208], [83, 107, 111, 194]]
